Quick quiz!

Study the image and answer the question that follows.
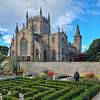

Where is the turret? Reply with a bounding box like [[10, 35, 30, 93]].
[[13, 34, 14, 39], [74, 24, 82, 53], [76, 24, 80, 36], [23, 23, 25, 29], [48, 12, 50, 21], [58, 26, 60, 33], [26, 11, 28, 29], [15, 23, 19, 35], [40, 7, 42, 17]]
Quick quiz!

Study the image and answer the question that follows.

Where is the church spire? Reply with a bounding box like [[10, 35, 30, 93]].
[[26, 11, 28, 18], [15, 23, 19, 34], [58, 26, 60, 33], [48, 12, 50, 21], [75, 24, 80, 36], [40, 7, 42, 17], [13, 34, 14, 39], [26, 11, 28, 29], [74, 24, 82, 53]]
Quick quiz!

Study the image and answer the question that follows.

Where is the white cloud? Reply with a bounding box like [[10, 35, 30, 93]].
[[0, 0, 84, 33], [82, 45, 87, 52], [0, 28, 8, 32], [2, 35, 12, 44]]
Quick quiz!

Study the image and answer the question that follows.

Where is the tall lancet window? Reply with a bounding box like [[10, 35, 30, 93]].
[[20, 38, 28, 56]]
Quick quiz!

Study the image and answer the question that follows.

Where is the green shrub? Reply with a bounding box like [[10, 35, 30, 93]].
[[32, 89, 55, 100], [2, 89, 8, 95], [11, 91, 19, 97], [24, 89, 38, 98], [3, 96, 17, 100], [58, 86, 85, 100], [73, 84, 100, 100], [42, 88, 70, 100]]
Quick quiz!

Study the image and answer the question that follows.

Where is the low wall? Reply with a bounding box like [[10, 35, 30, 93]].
[[20, 62, 100, 75]]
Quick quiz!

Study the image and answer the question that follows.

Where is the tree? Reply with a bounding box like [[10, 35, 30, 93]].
[[0, 45, 9, 55], [75, 53, 87, 61], [85, 39, 100, 61], [0, 45, 9, 65]]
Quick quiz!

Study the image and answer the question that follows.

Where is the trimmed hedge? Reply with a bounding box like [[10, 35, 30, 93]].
[[3, 96, 18, 100], [57, 86, 86, 100], [0, 77, 100, 99], [42, 87, 70, 100], [73, 84, 100, 100]]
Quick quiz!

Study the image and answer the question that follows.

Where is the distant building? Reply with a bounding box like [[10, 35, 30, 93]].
[[10, 7, 82, 62]]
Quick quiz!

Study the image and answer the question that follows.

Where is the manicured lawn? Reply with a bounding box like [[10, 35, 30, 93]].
[[0, 77, 100, 100]]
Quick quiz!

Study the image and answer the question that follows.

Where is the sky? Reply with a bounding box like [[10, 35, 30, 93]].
[[0, 0, 100, 52]]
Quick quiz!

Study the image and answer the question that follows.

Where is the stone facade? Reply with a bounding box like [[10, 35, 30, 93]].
[[10, 7, 82, 62]]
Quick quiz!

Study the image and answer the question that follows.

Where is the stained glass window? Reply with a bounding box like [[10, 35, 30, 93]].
[[20, 38, 28, 56]]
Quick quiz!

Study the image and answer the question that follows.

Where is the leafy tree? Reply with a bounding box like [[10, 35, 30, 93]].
[[0, 45, 9, 55], [0, 55, 8, 64], [75, 53, 87, 61], [0, 45, 9, 64], [85, 39, 100, 61]]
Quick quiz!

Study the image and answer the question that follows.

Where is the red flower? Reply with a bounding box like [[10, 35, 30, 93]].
[[47, 70, 55, 77]]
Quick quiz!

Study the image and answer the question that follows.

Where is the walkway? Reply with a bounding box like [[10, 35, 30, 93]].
[[92, 92, 100, 100]]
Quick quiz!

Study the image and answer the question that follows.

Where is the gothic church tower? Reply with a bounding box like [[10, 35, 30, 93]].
[[25, 7, 50, 35], [74, 24, 82, 53]]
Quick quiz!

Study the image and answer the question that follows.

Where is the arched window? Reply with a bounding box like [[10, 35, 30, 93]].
[[52, 37, 55, 43], [35, 48, 39, 61], [20, 38, 28, 56], [52, 49, 56, 61], [36, 37, 39, 42]]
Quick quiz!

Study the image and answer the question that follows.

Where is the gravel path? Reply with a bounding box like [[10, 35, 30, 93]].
[[92, 92, 100, 100]]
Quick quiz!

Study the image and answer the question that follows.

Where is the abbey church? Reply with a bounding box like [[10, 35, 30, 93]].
[[10, 7, 82, 62]]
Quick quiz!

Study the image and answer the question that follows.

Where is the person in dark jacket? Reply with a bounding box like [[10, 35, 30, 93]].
[[74, 71, 80, 82]]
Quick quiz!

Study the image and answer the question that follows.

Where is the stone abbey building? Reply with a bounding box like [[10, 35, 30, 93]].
[[10, 7, 82, 62]]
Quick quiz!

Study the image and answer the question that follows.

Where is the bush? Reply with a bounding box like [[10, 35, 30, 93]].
[[2, 89, 8, 95], [3, 96, 17, 100], [42, 88, 70, 100], [73, 85, 100, 100], [85, 72, 95, 78], [58, 87, 85, 100], [11, 91, 19, 97]]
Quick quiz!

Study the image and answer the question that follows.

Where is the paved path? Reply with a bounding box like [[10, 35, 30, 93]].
[[0, 75, 16, 80], [92, 92, 100, 100]]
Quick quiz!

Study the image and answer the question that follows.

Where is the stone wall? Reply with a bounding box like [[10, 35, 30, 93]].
[[20, 62, 100, 75]]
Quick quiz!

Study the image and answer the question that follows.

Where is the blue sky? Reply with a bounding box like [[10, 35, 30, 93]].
[[0, 0, 100, 52]]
